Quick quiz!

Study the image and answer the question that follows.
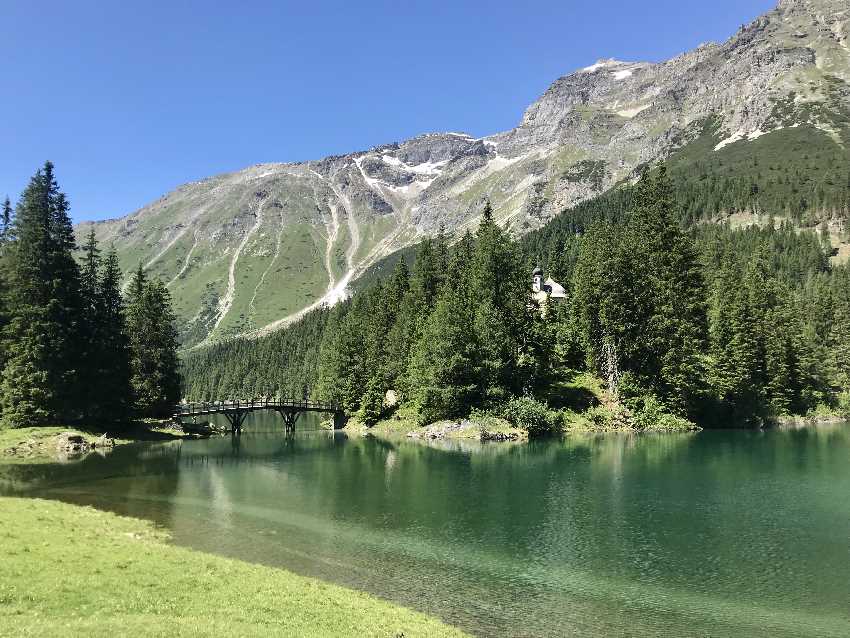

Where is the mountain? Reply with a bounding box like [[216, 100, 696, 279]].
[[77, 0, 850, 347]]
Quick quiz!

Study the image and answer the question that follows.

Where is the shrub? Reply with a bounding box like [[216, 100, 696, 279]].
[[496, 397, 561, 437], [839, 392, 850, 417], [627, 394, 697, 432]]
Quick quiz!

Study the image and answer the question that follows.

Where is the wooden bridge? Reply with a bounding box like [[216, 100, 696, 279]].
[[173, 398, 345, 433]]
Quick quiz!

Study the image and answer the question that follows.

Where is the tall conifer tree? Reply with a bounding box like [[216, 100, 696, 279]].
[[472, 202, 528, 400], [94, 248, 134, 424], [0, 197, 12, 243], [409, 241, 480, 423], [1, 162, 82, 427], [126, 269, 181, 417]]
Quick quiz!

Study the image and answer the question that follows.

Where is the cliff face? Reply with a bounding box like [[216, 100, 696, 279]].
[[77, 0, 850, 347]]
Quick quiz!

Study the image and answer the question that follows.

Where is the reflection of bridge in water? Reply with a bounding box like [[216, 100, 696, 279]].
[[173, 398, 345, 433]]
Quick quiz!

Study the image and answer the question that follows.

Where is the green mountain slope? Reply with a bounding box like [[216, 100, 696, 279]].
[[77, 0, 850, 347]]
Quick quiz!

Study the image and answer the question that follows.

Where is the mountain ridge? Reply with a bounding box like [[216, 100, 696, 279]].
[[77, 0, 850, 347]]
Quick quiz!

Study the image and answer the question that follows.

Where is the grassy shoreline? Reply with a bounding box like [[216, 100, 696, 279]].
[[341, 373, 700, 442], [0, 497, 468, 637], [0, 423, 195, 464], [342, 408, 528, 442]]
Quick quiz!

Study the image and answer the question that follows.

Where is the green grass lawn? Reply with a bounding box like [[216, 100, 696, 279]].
[[0, 497, 469, 637]]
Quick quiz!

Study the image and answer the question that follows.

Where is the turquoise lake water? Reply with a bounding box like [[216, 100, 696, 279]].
[[3, 414, 849, 637]]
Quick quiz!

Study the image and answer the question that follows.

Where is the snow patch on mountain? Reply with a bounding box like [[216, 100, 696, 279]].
[[379, 154, 448, 176], [381, 154, 404, 168], [583, 59, 618, 73], [409, 159, 449, 175], [714, 127, 776, 150]]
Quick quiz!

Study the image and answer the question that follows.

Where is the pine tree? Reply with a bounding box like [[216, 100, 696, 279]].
[[0, 197, 11, 243], [631, 166, 708, 413], [128, 262, 147, 309], [408, 238, 444, 313], [829, 268, 850, 396], [383, 259, 415, 395], [78, 228, 102, 419], [1, 162, 82, 427], [0, 197, 13, 380], [707, 263, 762, 422], [93, 248, 134, 424], [517, 295, 557, 396], [126, 270, 181, 417], [572, 220, 652, 388], [472, 202, 529, 400], [356, 259, 411, 423], [316, 300, 368, 413], [79, 229, 101, 312], [146, 279, 181, 415], [408, 267, 480, 423]]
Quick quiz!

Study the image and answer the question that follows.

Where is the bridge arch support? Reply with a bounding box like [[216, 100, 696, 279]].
[[223, 409, 249, 434], [276, 408, 300, 433]]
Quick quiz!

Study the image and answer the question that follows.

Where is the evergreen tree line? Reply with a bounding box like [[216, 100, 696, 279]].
[[567, 168, 848, 425], [668, 160, 850, 227], [314, 205, 546, 426], [661, 116, 850, 227], [182, 166, 850, 428], [0, 163, 181, 429], [182, 308, 330, 401], [184, 205, 550, 426]]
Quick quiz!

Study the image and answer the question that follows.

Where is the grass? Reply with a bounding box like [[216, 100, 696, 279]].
[[0, 423, 191, 464], [0, 497, 469, 638], [345, 405, 526, 441], [547, 371, 605, 412], [344, 406, 420, 438]]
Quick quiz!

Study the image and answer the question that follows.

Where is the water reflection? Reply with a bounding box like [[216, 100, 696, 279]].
[[2, 423, 850, 637]]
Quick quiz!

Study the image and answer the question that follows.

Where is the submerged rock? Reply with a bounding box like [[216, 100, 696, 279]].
[[180, 420, 221, 436], [92, 434, 116, 449], [480, 430, 521, 442], [56, 432, 90, 458]]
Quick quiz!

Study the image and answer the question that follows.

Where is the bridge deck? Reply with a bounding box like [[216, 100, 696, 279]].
[[175, 398, 340, 419]]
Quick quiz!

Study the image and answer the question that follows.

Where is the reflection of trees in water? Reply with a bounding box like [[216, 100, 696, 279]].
[[0, 440, 184, 530], [177, 430, 346, 465], [562, 431, 698, 471], [0, 441, 182, 494]]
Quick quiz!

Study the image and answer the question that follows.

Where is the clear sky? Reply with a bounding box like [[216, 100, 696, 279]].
[[2, 0, 776, 222]]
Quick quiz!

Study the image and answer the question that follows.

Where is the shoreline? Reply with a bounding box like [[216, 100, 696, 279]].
[[342, 413, 528, 442], [0, 497, 468, 637], [771, 413, 850, 429], [0, 423, 199, 464], [341, 402, 701, 443], [4, 410, 845, 463]]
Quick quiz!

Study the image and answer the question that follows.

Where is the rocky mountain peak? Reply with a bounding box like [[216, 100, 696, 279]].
[[78, 0, 850, 347]]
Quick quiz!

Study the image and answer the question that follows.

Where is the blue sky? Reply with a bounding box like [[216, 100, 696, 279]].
[[2, 0, 775, 222]]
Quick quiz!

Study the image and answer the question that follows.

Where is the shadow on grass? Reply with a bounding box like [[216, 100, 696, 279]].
[[546, 371, 603, 412]]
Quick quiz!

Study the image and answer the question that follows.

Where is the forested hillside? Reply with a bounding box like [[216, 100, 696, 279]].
[[183, 166, 850, 428]]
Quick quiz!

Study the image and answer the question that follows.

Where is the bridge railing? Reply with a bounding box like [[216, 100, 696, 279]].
[[174, 398, 340, 416]]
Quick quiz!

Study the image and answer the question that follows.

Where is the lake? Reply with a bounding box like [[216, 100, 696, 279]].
[[2, 414, 849, 637]]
